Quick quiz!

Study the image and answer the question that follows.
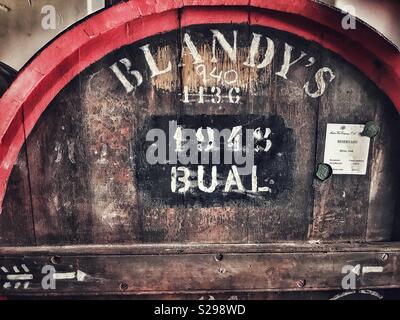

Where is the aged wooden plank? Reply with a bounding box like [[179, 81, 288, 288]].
[[366, 96, 400, 241], [25, 83, 95, 245], [23, 25, 181, 244], [1, 242, 400, 255], [4, 290, 394, 300], [0, 144, 35, 246], [0, 246, 399, 295], [129, 27, 184, 243], [161, 22, 251, 243], [247, 24, 320, 241], [310, 52, 381, 241]]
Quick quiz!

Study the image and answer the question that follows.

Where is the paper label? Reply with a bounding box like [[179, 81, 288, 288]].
[[323, 124, 370, 175]]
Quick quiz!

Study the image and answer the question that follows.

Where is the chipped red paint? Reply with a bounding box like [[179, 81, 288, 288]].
[[0, 0, 399, 211]]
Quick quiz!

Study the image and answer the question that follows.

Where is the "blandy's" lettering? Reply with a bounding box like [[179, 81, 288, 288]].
[[110, 28, 335, 100]]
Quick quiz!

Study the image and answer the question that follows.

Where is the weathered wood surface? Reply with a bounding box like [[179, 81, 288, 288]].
[[0, 243, 399, 295], [310, 52, 400, 241], [5, 290, 396, 300], [0, 144, 35, 246], [366, 97, 400, 241], [0, 62, 16, 97], [247, 25, 320, 241], [0, 110, 35, 246], [311, 54, 377, 240], [2, 242, 400, 255], [0, 23, 399, 246]]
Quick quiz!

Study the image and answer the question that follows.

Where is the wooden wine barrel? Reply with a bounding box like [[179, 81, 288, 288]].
[[0, 0, 399, 298]]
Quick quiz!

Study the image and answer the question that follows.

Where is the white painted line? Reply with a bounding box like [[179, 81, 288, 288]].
[[24, 282, 30, 289], [14, 282, 21, 289], [1, 266, 8, 273], [54, 272, 76, 280], [3, 282, 11, 289], [362, 266, 384, 274], [12, 266, 20, 273], [7, 274, 33, 281], [21, 264, 29, 272]]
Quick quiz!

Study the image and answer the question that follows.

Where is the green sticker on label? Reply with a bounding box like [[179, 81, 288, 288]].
[[361, 121, 380, 138], [316, 163, 333, 181]]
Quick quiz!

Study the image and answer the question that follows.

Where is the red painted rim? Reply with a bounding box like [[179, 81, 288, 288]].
[[0, 0, 399, 211]]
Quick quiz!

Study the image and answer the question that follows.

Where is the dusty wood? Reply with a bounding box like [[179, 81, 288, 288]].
[[366, 96, 400, 241], [1, 242, 400, 255], [25, 84, 95, 245], [0, 245, 399, 295], [0, 145, 35, 246], [175, 23, 251, 243], [310, 52, 383, 241], [247, 26, 320, 241]]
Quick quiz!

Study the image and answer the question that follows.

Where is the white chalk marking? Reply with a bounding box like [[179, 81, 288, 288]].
[[211, 30, 237, 63], [305, 57, 315, 67], [304, 67, 335, 98], [7, 274, 33, 281], [224, 165, 245, 192], [276, 43, 307, 79], [3, 282, 11, 289], [362, 266, 384, 274], [54, 272, 75, 280], [140, 44, 172, 78], [182, 33, 203, 65], [109, 58, 143, 93], [352, 264, 361, 276], [198, 166, 218, 193]]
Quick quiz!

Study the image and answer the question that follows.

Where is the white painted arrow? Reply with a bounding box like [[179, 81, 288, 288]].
[[2, 264, 32, 289]]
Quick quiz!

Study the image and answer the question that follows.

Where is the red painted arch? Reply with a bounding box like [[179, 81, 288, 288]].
[[0, 0, 399, 211]]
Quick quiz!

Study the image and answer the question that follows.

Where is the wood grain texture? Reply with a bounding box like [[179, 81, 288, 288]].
[[174, 24, 251, 243], [0, 145, 35, 246], [309, 51, 397, 241], [0, 243, 399, 295], [25, 83, 94, 245], [366, 97, 400, 241], [247, 26, 320, 241]]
